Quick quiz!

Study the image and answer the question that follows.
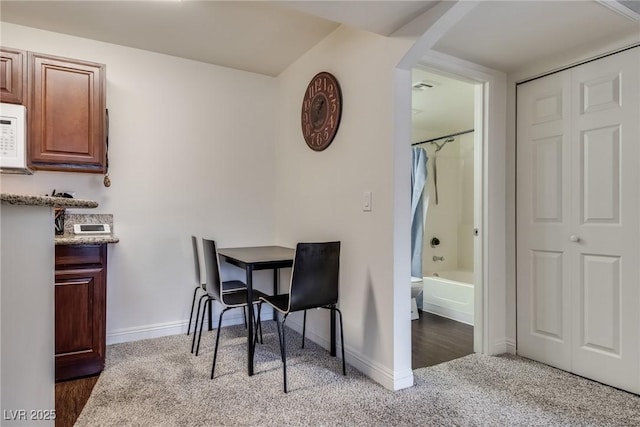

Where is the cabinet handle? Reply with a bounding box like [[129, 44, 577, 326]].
[[569, 235, 580, 243], [103, 108, 111, 187]]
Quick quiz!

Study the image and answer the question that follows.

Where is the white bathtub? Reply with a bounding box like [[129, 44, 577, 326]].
[[422, 270, 474, 325]]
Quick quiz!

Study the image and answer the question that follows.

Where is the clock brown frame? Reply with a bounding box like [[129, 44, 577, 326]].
[[301, 72, 342, 151]]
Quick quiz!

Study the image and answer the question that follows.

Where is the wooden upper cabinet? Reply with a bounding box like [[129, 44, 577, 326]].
[[0, 47, 27, 104], [28, 52, 106, 173]]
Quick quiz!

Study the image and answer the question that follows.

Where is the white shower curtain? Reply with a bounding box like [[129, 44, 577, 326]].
[[411, 147, 428, 281]]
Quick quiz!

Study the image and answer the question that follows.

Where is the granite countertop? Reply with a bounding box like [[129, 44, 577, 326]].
[[1, 193, 98, 208], [55, 213, 119, 245], [2, 193, 119, 245], [55, 235, 120, 245]]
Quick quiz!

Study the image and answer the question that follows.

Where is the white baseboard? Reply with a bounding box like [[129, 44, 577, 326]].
[[106, 311, 247, 345], [488, 338, 516, 355], [285, 318, 414, 391], [107, 313, 414, 391]]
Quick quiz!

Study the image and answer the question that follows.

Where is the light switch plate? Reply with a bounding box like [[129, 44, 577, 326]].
[[363, 191, 372, 212]]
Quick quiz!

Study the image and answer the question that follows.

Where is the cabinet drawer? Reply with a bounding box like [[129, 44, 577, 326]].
[[55, 244, 105, 267]]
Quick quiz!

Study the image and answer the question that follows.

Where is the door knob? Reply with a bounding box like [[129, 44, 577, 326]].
[[569, 235, 580, 243]]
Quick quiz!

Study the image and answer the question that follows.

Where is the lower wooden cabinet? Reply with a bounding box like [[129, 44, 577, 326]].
[[55, 244, 106, 381]]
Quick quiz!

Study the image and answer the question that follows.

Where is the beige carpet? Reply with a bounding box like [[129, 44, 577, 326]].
[[76, 322, 640, 426]]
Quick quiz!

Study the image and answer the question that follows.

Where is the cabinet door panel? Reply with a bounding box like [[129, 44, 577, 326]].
[[54, 266, 106, 381], [0, 47, 26, 104], [55, 276, 95, 354], [43, 67, 92, 154], [29, 52, 105, 172]]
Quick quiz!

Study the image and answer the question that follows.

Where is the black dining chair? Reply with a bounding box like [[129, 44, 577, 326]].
[[257, 241, 345, 393], [188, 236, 246, 354], [196, 238, 267, 378]]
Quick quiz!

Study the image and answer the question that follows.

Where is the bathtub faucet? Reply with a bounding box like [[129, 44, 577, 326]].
[[433, 255, 444, 262]]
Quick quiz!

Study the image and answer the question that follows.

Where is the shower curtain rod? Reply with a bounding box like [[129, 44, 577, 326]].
[[411, 129, 474, 146]]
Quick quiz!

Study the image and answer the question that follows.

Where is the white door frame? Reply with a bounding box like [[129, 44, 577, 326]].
[[411, 62, 485, 352], [391, 49, 508, 390], [416, 50, 508, 356], [391, 1, 508, 390]]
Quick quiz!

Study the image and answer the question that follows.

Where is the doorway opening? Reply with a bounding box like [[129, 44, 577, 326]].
[[410, 67, 481, 369]]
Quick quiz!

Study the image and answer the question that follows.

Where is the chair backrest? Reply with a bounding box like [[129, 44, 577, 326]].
[[191, 236, 204, 288], [288, 241, 341, 312], [201, 238, 224, 302]]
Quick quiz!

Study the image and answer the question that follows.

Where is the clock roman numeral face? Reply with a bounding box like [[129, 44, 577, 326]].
[[301, 72, 342, 151]]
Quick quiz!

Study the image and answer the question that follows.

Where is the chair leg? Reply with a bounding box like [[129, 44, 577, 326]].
[[208, 299, 213, 331], [243, 306, 248, 329], [281, 314, 289, 393], [275, 315, 284, 362], [211, 307, 229, 379], [191, 294, 208, 354], [195, 298, 210, 356], [276, 319, 284, 362], [187, 286, 200, 336], [335, 307, 346, 376], [255, 304, 263, 344], [254, 303, 263, 348], [301, 310, 307, 349]]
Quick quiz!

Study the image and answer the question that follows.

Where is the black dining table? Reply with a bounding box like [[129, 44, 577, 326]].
[[218, 245, 337, 376]]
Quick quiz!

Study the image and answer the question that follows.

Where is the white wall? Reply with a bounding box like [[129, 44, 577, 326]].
[[0, 21, 423, 392], [458, 132, 474, 271], [1, 204, 54, 426], [275, 26, 414, 389], [0, 23, 278, 342], [418, 132, 474, 274]]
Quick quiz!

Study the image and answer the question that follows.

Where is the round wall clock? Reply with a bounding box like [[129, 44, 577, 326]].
[[301, 72, 342, 151]]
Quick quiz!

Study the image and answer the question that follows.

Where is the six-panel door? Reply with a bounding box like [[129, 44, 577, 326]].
[[516, 47, 640, 394]]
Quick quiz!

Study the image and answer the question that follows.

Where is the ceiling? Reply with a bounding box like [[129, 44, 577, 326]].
[[411, 68, 475, 143], [1, 0, 637, 141], [432, 1, 640, 73], [1, 1, 637, 77], [0, 0, 438, 77]]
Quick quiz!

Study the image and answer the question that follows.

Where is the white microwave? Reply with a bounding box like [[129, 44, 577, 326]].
[[0, 103, 31, 174]]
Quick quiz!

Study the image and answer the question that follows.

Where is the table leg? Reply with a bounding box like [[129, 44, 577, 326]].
[[330, 309, 336, 357], [246, 265, 255, 376]]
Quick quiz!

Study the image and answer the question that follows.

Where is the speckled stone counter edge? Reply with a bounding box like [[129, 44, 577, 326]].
[[55, 235, 120, 245], [1, 193, 98, 208], [1, 193, 118, 245]]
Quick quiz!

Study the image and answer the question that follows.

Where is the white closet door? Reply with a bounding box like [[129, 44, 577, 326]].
[[569, 48, 639, 393], [517, 47, 640, 394], [516, 71, 572, 372]]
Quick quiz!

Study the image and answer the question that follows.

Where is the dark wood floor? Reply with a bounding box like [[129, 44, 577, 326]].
[[412, 311, 474, 369], [55, 313, 472, 425], [55, 375, 99, 427]]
